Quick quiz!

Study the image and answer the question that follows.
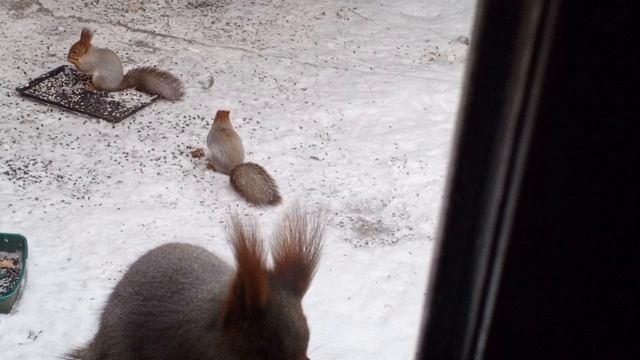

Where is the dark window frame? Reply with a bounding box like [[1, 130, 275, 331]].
[[416, 1, 637, 359]]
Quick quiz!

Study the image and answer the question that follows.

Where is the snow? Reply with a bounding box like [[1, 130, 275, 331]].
[[0, 0, 475, 358]]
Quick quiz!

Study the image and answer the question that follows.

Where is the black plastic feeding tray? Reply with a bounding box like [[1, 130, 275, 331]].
[[16, 65, 158, 123]]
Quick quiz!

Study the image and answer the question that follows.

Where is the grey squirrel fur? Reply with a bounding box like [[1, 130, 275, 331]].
[[207, 110, 282, 206], [65, 207, 325, 360], [67, 28, 184, 101]]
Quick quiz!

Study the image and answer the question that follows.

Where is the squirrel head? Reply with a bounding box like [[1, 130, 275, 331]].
[[221, 209, 324, 360], [214, 110, 231, 125], [212, 110, 236, 132], [67, 28, 93, 68]]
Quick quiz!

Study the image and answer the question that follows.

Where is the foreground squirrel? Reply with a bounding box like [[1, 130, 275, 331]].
[[66, 207, 325, 360], [207, 110, 281, 206], [67, 28, 184, 100]]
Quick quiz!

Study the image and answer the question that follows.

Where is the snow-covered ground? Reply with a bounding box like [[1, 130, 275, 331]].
[[0, 0, 475, 358]]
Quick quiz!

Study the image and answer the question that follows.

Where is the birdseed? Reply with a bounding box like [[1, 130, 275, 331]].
[[17, 65, 157, 123]]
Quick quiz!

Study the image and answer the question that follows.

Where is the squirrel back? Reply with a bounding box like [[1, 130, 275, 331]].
[[65, 207, 325, 360], [68, 28, 184, 101], [207, 110, 281, 206], [207, 110, 245, 174]]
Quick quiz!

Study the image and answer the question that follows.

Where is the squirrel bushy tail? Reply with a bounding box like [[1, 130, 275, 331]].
[[230, 162, 281, 206], [121, 66, 184, 101], [62, 348, 82, 359], [63, 346, 93, 360]]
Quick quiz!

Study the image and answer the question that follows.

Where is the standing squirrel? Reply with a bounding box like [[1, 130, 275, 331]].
[[207, 110, 281, 206], [67, 28, 184, 101], [66, 207, 325, 360]]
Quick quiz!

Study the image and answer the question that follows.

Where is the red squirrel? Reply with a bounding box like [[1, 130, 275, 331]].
[[207, 110, 282, 206], [67, 28, 184, 101], [66, 206, 325, 360]]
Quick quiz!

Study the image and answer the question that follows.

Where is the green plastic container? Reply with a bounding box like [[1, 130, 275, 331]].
[[0, 233, 28, 314]]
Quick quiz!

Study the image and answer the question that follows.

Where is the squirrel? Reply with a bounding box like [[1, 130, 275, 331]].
[[206, 110, 282, 206], [65, 206, 325, 360], [67, 28, 184, 101]]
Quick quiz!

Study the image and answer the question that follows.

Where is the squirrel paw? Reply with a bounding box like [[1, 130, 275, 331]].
[[85, 83, 98, 92], [207, 160, 216, 171]]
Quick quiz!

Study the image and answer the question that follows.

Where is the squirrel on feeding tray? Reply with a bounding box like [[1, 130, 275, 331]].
[[67, 28, 184, 101]]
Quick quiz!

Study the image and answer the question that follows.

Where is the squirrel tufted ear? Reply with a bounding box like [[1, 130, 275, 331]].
[[80, 28, 93, 44], [223, 216, 269, 328], [271, 206, 325, 298]]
